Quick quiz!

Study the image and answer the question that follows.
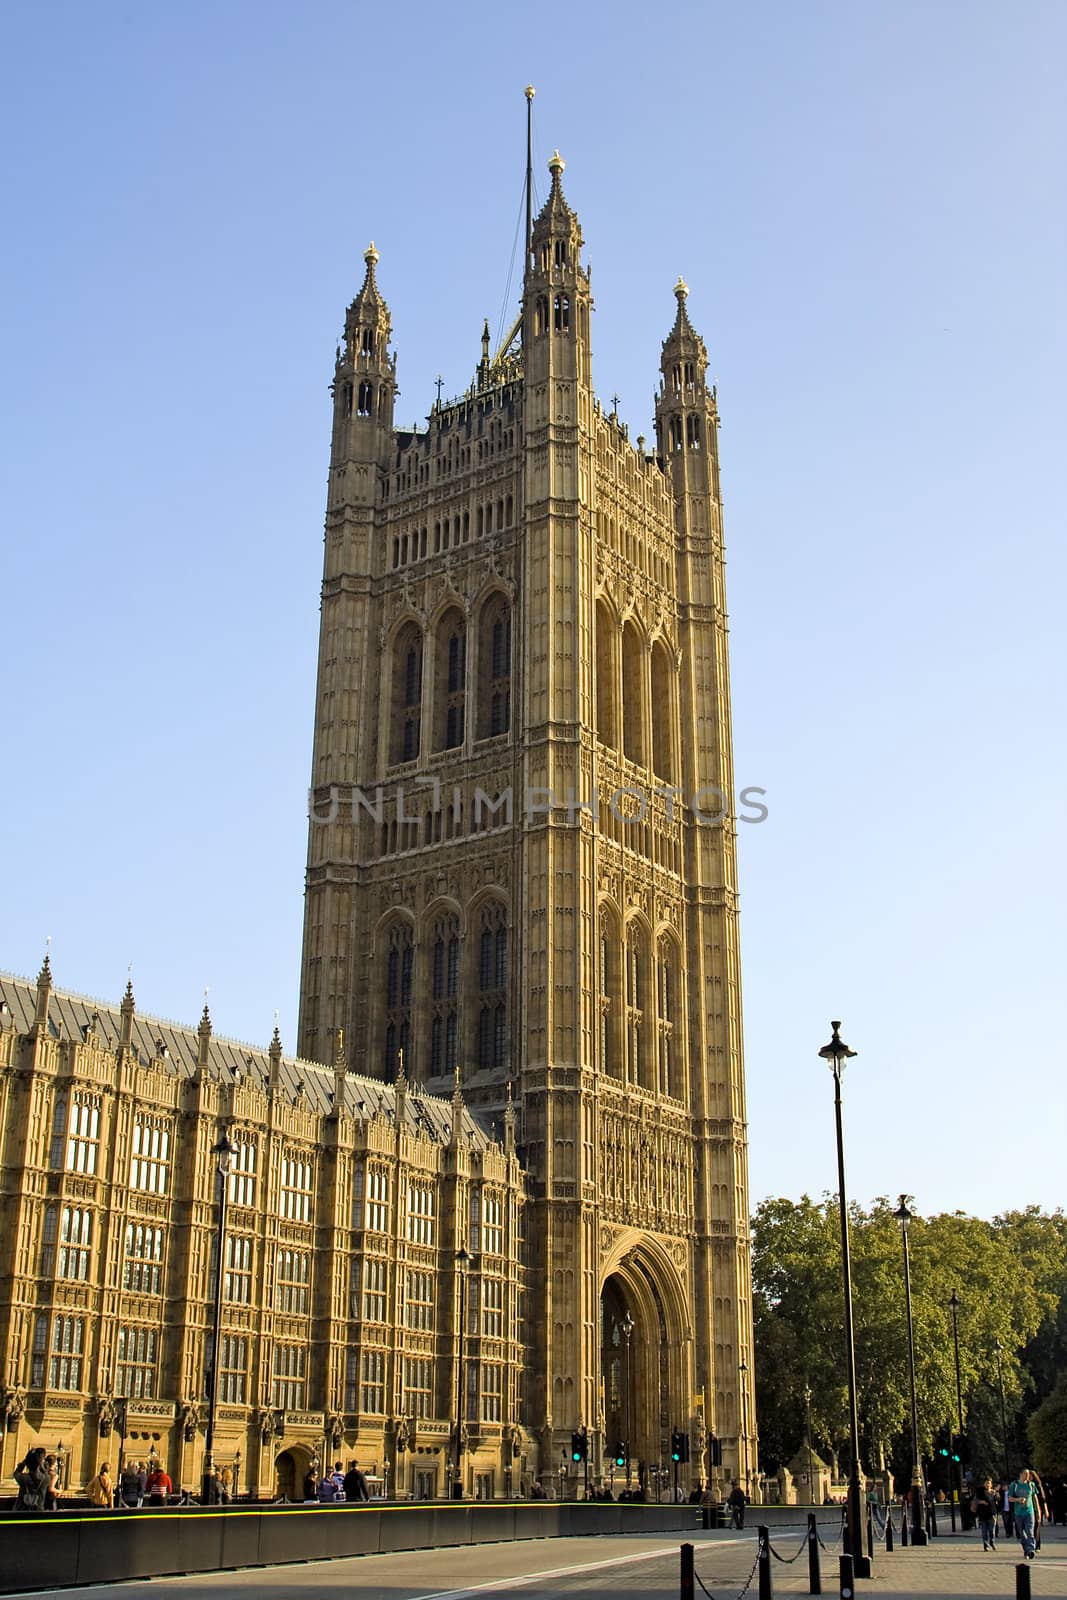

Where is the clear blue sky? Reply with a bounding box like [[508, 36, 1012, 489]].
[[2, 2, 1063, 1218]]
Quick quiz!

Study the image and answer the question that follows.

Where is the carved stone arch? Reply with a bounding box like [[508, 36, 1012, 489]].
[[368, 908, 418, 1082], [467, 887, 509, 1076], [429, 600, 467, 753], [599, 1230, 692, 1474]]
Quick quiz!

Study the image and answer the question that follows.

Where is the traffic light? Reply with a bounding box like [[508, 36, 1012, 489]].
[[953, 1433, 969, 1466], [571, 1429, 587, 1464], [615, 1442, 627, 1468], [935, 1424, 951, 1459], [671, 1429, 682, 1462], [709, 1435, 723, 1467]]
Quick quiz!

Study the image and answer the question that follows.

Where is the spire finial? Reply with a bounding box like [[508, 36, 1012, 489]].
[[365, 240, 380, 270], [525, 84, 535, 102], [548, 149, 565, 183], [675, 275, 689, 302]]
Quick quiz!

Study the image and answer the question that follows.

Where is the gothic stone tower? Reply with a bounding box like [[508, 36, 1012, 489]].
[[299, 155, 756, 1489]]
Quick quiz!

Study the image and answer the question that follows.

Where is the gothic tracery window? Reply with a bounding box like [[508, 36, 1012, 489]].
[[430, 913, 460, 1080], [391, 621, 423, 764], [477, 902, 508, 1073], [477, 595, 511, 739], [383, 921, 414, 1077]]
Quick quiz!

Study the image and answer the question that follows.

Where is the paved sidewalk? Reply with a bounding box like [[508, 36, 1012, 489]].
[[757, 1522, 1067, 1600]]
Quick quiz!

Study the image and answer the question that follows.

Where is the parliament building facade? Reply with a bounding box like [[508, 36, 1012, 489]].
[[0, 152, 757, 1500]]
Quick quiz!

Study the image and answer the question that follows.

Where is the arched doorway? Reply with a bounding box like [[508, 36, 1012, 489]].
[[274, 1443, 316, 1502], [600, 1237, 692, 1498]]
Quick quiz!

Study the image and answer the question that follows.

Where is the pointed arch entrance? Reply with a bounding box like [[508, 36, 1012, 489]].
[[274, 1442, 316, 1502], [600, 1234, 692, 1494]]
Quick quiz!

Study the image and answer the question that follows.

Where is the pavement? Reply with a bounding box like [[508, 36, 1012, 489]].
[[7, 1520, 1066, 1600]]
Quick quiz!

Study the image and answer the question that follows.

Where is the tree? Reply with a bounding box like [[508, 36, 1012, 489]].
[[1029, 1373, 1067, 1476], [752, 1196, 1056, 1484]]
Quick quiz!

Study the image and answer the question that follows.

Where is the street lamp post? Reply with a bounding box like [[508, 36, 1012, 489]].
[[948, 1292, 965, 1533], [893, 1196, 927, 1547], [804, 1385, 815, 1506], [452, 1247, 470, 1499], [202, 1131, 236, 1505], [993, 1341, 1009, 1482], [622, 1310, 635, 1485], [738, 1361, 749, 1492], [818, 1021, 871, 1578]]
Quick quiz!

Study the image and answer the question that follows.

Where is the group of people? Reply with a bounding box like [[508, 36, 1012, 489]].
[[14, 1451, 185, 1511], [300, 1461, 371, 1504], [971, 1468, 1053, 1559]]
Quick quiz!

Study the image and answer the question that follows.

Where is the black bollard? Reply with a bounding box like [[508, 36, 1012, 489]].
[[901, 1505, 909, 1547], [886, 1505, 894, 1553], [1016, 1562, 1032, 1600], [866, 1504, 874, 1561], [758, 1525, 774, 1600], [808, 1511, 822, 1595], [928, 1498, 938, 1538], [680, 1542, 695, 1600], [839, 1553, 855, 1600]]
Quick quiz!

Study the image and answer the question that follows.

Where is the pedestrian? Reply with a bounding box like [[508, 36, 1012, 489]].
[[302, 1467, 318, 1501], [13, 1447, 49, 1512], [342, 1461, 370, 1502], [728, 1480, 747, 1529], [317, 1472, 338, 1503], [42, 1455, 60, 1509], [119, 1460, 146, 1508], [999, 1478, 1014, 1539], [1008, 1467, 1037, 1559], [330, 1460, 345, 1495], [146, 1462, 173, 1504], [971, 1478, 997, 1551], [87, 1461, 113, 1509], [216, 1464, 232, 1504]]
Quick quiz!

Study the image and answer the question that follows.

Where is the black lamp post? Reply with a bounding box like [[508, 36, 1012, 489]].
[[622, 1309, 635, 1485], [948, 1292, 965, 1532], [804, 1384, 815, 1506], [818, 1021, 871, 1578], [893, 1196, 927, 1546], [994, 1340, 1009, 1482], [202, 1131, 236, 1505], [452, 1247, 470, 1499], [738, 1360, 749, 1492]]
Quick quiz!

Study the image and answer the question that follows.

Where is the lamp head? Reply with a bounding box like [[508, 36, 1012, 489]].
[[893, 1194, 914, 1226], [213, 1131, 236, 1175], [949, 1290, 961, 1312], [818, 1020, 857, 1068]]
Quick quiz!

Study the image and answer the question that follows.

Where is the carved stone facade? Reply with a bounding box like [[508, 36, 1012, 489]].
[[298, 154, 756, 1492], [0, 964, 527, 1499]]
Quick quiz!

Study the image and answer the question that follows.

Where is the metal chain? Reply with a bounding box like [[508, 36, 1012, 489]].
[[817, 1512, 846, 1553], [767, 1524, 811, 1563]]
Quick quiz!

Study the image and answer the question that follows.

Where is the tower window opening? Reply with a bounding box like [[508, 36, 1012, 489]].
[[554, 239, 567, 267], [343, 382, 353, 417], [553, 294, 570, 332], [687, 415, 702, 450], [478, 599, 511, 739], [361, 328, 375, 357], [357, 381, 373, 416]]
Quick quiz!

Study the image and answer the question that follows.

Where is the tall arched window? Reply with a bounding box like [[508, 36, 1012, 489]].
[[658, 937, 681, 1097], [383, 922, 414, 1078], [650, 640, 674, 781], [477, 595, 511, 739], [390, 622, 423, 764], [595, 600, 617, 748], [434, 607, 466, 751], [429, 913, 460, 1081], [599, 908, 623, 1079], [626, 924, 652, 1089], [622, 621, 646, 766], [476, 903, 508, 1074]]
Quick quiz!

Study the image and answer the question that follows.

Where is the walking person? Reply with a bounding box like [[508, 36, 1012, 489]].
[[971, 1478, 997, 1551], [342, 1461, 369, 1502], [1008, 1468, 1037, 1559], [13, 1447, 49, 1512], [728, 1480, 747, 1529], [86, 1461, 113, 1509]]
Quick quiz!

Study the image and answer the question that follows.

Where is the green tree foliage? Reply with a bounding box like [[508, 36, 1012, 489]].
[[1028, 1373, 1067, 1475], [752, 1197, 1064, 1484]]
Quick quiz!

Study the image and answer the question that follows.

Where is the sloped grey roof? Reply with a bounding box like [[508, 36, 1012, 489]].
[[0, 970, 495, 1150]]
